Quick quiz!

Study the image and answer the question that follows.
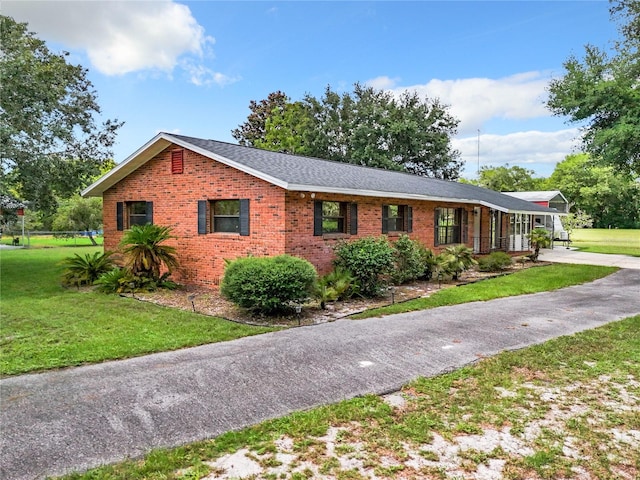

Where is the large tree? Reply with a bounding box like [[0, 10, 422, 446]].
[[0, 16, 122, 214], [231, 91, 289, 147], [547, 0, 640, 176], [547, 153, 640, 228], [51, 196, 103, 246], [473, 164, 545, 192], [233, 84, 463, 180]]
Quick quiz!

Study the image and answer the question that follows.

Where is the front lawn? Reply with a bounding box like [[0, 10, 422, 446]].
[[353, 263, 618, 319], [0, 247, 274, 376], [60, 315, 640, 479], [570, 228, 640, 256]]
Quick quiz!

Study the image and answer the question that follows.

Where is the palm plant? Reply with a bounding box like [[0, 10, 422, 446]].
[[438, 244, 477, 281], [119, 224, 179, 280], [527, 227, 551, 262], [61, 251, 114, 287]]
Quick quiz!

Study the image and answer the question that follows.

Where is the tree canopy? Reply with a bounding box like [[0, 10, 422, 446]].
[[547, 0, 640, 176], [0, 16, 122, 214], [546, 153, 640, 228], [233, 84, 462, 180], [470, 164, 545, 192]]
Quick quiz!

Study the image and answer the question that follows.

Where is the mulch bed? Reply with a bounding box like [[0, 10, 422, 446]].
[[134, 262, 547, 327]]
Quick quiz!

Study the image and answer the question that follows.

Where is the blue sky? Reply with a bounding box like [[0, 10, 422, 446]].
[[5, 1, 618, 179]]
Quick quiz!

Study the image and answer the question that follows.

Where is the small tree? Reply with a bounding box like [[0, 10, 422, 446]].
[[527, 228, 551, 262], [52, 196, 103, 246], [391, 235, 426, 285], [119, 224, 179, 281], [561, 210, 594, 236]]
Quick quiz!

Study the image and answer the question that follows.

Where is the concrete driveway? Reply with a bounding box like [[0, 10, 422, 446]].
[[539, 247, 640, 269], [1, 268, 639, 480]]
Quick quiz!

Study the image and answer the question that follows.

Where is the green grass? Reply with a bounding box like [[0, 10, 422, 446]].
[[58, 316, 640, 479], [570, 228, 640, 256], [352, 263, 618, 319], [1, 234, 104, 248], [0, 247, 274, 375]]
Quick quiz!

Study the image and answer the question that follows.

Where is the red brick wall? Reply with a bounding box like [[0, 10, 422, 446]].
[[104, 146, 287, 287], [103, 143, 476, 287], [284, 192, 474, 275]]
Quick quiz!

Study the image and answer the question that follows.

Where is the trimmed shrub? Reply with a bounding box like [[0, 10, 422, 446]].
[[61, 251, 114, 287], [221, 255, 317, 315], [333, 236, 395, 297], [478, 251, 513, 272], [391, 235, 426, 285]]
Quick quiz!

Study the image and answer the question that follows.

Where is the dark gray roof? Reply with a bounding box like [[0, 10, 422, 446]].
[[83, 132, 555, 214], [168, 133, 554, 214]]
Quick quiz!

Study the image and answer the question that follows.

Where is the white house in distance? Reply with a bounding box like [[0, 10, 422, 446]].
[[503, 191, 569, 241]]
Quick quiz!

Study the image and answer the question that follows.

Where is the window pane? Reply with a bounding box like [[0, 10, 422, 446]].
[[128, 202, 147, 227], [214, 200, 240, 216], [214, 217, 239, 233], [322, 201, 345, 233]]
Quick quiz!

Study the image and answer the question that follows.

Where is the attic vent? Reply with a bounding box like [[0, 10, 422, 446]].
[[171, 150, 184, 174]]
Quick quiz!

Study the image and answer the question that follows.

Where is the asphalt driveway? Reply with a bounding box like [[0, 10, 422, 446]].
[[1, 267, 639, 480]]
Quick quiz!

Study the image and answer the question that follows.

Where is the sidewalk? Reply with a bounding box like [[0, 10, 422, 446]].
[[538, 247, 640, 269], [1, 268, 639, 480]]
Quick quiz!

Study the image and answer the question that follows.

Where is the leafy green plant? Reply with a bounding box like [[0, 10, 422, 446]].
[[60, 251, 114, 287], [315, 268, 358, 309], [94, 267, 130, 293], [477, 251, 513, 272], [437, 245, 477, 281], [391, 235, 425, 285], [333, 236, 395, 297], [119, 224, 179, 280], [221, 255, 317, 315], [527, 227, 551, 261], [95, 269, 179, 294], [418, 245, 438, 281]]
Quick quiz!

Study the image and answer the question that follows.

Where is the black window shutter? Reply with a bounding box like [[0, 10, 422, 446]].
[[461, 208, 468, 243], [239, 199, 250, 236], [145, 201, 154, 225], [349, 203, 358, 235], [197, 200, 207, 234], [434, 208, 440, 246], [313, 201, 323, 236], [382, 205, 389, 234], [406, 206, 413, 233], [116, 202, 123, 231]]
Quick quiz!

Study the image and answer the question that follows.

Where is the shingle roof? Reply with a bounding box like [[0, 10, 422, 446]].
[[82, 132, 555, 215]]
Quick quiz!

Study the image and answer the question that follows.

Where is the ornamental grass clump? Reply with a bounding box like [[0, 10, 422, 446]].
[[221, 255, 317, 315]]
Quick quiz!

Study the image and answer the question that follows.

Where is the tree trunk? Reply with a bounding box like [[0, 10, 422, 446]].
[[88, 232, 98, 246]]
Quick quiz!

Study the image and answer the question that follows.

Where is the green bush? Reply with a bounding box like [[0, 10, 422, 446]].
[[95, 268, 179, 294], [333, 236, 395, 297], [315, 268, 358, 309], [438, 245, 477, 281], [61, 251, 114, 287], [391, 235, 426, 285], [221, 255, 317, 315], [478, 251, 513, 272], [418, 245, 438, 281]]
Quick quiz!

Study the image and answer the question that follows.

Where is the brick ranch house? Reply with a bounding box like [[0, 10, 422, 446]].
[[82, 133, 557, 288]]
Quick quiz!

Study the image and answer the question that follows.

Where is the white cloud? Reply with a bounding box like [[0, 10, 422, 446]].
[[3, 0, 232, 85], [454, 128, 583, 177], [372, 72, 552, 135]]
